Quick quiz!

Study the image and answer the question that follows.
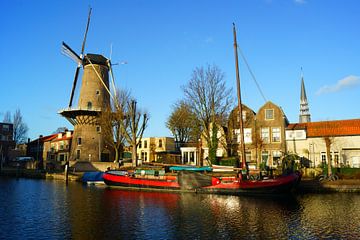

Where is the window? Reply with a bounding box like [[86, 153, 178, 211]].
[[237, 111, 247, 122], [96, 126, 101, 133], [244, 128, 252, 144], [265, 109, 274, 120], [144, 152, 148, 161], [261, 128, 269, 143], [139, 141, 142, 148], [158, 139, 163, 148], [2, 125, 9, 131], [242, 111, 247, 122], [321, 152, 326, 165], [234, 128, 252, 143], [272, 127, 281, 142], [144, 140, 148, 148], [261, 151, 269, 166], [245, 151, 251, 163], [273, 151, 281, 166], [76, 150, 81, 159], [233, 129, 239, 142], [87, 101, 92, 110], [77, 137, 82, 145], [96, 90, 100, 95]]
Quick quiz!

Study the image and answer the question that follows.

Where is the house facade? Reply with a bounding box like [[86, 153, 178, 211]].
[[227, 101, 288, 169], [26, 134, 57, 169], [0, 122, 15, 164], [47, 131, 73, 168], [286, 119, 360, 168], [137, 137, 177, 163]]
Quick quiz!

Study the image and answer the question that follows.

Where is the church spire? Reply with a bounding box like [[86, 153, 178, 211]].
[[299, 68, 311, 123]]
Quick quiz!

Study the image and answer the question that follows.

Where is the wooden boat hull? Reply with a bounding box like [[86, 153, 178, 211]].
[[103, 171, 301, 195], [199, 173, 301, 195], [103, 171, 181, 191]]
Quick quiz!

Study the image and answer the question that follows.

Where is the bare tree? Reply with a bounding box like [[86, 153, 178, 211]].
[[13, 109, 29, 144], [166, 101, 200, 143], [99, 89, 131, 163], [2, 111, 11, 123], [122, 100, 149, 167], [53, 127, 68, 134], [182, 64, 233, 165]]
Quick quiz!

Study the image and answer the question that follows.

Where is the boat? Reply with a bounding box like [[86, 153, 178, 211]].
[[103, 169, 301, 195], [103, 23, 301, 195], [82, 171, 105, 185]]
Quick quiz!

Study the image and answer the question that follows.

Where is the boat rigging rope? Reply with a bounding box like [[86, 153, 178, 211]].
[[237, 45, 267, 103]]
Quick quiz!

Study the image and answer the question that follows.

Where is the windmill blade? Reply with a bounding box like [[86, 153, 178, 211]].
[[62, 41, 82, 65], [81, 7, 92, 57], [68, 66, 81, 108], [107, 60, 117, 100]]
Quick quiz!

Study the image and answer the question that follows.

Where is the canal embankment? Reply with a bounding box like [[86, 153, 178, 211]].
[[298, 178, 360, 193]]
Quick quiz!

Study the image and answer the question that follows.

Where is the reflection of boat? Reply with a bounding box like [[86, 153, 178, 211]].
[[103, 170, 301, 195]]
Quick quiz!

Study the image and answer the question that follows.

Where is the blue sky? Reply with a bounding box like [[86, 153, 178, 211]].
[[1, 0, 359, 140]]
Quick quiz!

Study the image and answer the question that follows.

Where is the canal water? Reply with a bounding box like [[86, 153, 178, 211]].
[[0, 177, 359, 240]]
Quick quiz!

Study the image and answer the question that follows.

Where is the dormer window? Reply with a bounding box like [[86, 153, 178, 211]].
[[87, 102, 92, 110], [265, 109, 274, 120]]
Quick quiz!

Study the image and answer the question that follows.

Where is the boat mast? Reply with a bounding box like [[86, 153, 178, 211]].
[[232, 23, 248, 173]]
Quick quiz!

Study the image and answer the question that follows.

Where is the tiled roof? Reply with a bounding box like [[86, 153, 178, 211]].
[[287, 119, 360, 137], [287, 123, 307, 130], [40, 134, 58, 142]]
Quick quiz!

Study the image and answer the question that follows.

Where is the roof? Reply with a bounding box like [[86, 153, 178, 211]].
[[300, 77, 308, 102], [52, 135, 72, 142], [287, 119, 360, 137], [83, 54, 108, 66], [28, 133, 58, 144]]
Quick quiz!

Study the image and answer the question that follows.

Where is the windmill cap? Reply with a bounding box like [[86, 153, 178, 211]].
[[84, 54, 108, 66]]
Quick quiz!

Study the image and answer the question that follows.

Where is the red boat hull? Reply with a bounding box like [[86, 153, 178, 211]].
[[103, 172, 181, 191], [103, 171, 301, 195]]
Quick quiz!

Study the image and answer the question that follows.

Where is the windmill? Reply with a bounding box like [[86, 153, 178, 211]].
[[59, 8, 115, 162]]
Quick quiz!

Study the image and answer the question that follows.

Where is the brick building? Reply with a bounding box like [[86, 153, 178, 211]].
[[0, 122, 15, 164]]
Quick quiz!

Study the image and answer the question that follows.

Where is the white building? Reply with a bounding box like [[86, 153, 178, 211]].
[[286, 119, 360, 168]]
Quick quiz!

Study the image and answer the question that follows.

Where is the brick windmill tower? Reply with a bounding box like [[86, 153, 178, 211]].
[[59, 8, 113, 162]]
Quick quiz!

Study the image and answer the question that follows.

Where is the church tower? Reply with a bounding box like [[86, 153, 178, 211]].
[[299, 71, 311, 123]]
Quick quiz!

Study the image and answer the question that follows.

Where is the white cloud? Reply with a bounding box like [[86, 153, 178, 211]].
[[294, 0, 307, 4], [316, 75, 360, 95]]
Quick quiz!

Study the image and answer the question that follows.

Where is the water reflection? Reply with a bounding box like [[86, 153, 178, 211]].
[[1, 178, 360, 240]]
